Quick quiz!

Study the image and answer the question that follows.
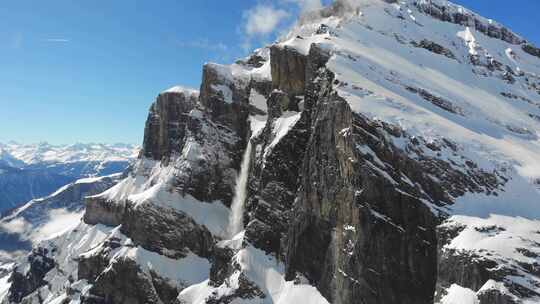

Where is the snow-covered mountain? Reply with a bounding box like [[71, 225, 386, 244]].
[[0, 142, 137, 167], [2, 0, 540, 303], [0, 174, 122, 261], [0, 174, 122, 302], [0, 143, 138, 214]]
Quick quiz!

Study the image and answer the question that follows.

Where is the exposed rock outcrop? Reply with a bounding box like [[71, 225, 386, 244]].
[[199, 63, 251, 141], [523, 44, 540, 59], [142, 89, 198, 161], [414, 1, 524, 45], [411, 39, 456, 60], [121, 202, 214, 259], [7, 248, 55, 303], [284, 61, 438, 304], [271, 45, 307, 97]]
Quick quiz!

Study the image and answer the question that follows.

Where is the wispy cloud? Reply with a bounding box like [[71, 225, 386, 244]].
[[177, 39, 228, 52], [0, 218, 31, 234], [240, 4, 291, 52], [243, 4, 290, 37], [44, 38, 70, 43]]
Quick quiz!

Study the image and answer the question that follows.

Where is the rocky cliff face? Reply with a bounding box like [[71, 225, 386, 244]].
[[3, 0, 540, 304]]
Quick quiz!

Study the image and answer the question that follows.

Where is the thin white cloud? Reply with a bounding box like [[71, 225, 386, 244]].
[[0, 218, 31, 234], [177, 39, 228, 52], [240, 4, 291, 52], [44, 38, 70, 43], [243, 4, 290, 36], [29, 209, 83, 243]]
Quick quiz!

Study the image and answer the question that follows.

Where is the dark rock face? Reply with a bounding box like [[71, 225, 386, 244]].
[[173, 111, 240, 206], [523, 44, 540, 59], [121, 202, 214, 259], [271, 45, 307, 97], [437, 249, 499, 294], [245, 93, 310, 256], [283, 83, 438, 304], [82, 258, 165, 304], [84, 196, 126, 227], [208, 246, 235, 287], [143, 91, 197, 161], [411, 39, 456, 60], [478, 289, 517, 304], [78, 234, 184, 304], [245, 42, 446, 304], [414, 2, 524, 45], [243, 44, 330, 259], [242, 41, 501, 304], [199, 63, 251, 142], [8, 248, 55, 303], [405, 85, 464, 115], [265, 41, 498, 304], [78, 235, 124, 283]]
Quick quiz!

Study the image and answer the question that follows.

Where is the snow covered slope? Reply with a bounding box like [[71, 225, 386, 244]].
[[281, 0, 540, 214], [3, 1, 540, 304]]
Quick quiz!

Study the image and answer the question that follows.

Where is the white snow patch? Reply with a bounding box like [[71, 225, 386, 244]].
[[0, 273, 11, 302], [264, 111, 302, 158], [457, 27, 479, 56], [440, 284, 479, 304], [163, 85, 199, 96], [112, 246, 211, 287], [250, 115, 267, 138], [478, 279, 512, 296], [441, 214, 540, 264], [250, 88, 268, 112], [451, 175, 540, 219], [236, 245, 330, 304], [178, 245, 330, 304]]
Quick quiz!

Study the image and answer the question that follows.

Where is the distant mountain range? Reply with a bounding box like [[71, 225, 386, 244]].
[[0, 142, 138, 214], [0, 174, 121, 262]]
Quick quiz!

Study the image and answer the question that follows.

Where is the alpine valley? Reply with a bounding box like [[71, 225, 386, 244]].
[[0, 142, 138, 214], [2, 0, 540, 303]]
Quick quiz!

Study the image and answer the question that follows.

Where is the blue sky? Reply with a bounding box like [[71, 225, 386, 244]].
[[0, 0, 538, 145]]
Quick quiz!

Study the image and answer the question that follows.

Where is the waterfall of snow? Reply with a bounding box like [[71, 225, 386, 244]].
[[228, 140, 252, 238]]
